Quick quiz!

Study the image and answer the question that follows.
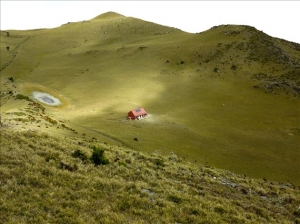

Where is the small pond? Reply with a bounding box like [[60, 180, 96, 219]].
[[32, 91, 61, 106]]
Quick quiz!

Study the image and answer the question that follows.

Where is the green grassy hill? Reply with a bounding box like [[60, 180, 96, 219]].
[[1, 11, 299, 191], [1, 128, 299, 223]]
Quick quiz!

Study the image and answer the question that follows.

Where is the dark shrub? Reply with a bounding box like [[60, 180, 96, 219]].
[[15, 94, 31, 101], [213, 67, 219, 72], [90, 146, 109, 166], [168, 195, 182, 204], [59, 161, 78, 172], [214, 206, 226, 214], [118, 201, 131, 211], [293, 210, 300, 217], [154, 159, 164, 167], [72, 149, 88, 162]]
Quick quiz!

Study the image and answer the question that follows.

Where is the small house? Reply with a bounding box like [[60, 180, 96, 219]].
[[127, 108, 148, 120]]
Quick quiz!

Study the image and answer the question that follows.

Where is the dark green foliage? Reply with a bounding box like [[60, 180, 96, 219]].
[[8, 77, 14, 82], [15, 94, 32, 101], [154, 159, 164, 167], [138, 46, 147, 50], [190, 209, 200, 215], [294, 210, 300, 217], [252, 72, 268, 80], [118, 201, 131, 211], [72, 149, 88, 162], [59, 161, 78, 172], [90, 146, 109, 166], [231, 65, 237, 70], [213, 67, 219, 72], [214, 206, 226, 214], [45, 155, 57, 162], [6, 46, 9, 51], [168, 195, 182, 204]]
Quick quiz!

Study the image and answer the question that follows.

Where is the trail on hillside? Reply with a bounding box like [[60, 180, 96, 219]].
[[67, 120, 135, 150], [0, 36, 31, 72]]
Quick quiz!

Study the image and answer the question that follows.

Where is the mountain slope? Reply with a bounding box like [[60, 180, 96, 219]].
[[1, 128, 299, 223], [0, 12, 299, 185]]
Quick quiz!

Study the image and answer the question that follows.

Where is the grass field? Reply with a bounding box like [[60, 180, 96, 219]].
[[1, 128, 300, 223], [1, 11, 299, 188]]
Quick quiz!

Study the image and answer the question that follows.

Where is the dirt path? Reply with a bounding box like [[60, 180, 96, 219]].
[[1, 36, 31, 72], [67, 120, 135, 149]]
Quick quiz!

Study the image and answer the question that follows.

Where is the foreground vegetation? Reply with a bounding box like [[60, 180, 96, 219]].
[[1, 128, 299, 223]]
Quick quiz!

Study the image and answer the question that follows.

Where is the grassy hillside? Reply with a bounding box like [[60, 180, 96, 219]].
[[1, 11, 299, 187], [1, 128, 299, 223]]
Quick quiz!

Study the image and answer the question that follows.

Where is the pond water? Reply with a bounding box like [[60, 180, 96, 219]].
[[32, 91, 61, 106]]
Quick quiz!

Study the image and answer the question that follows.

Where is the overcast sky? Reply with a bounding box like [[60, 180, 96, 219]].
[[1, 1, 299, 43]]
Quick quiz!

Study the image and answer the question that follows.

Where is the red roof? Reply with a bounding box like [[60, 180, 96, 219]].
[[128, 108, 147, 117]]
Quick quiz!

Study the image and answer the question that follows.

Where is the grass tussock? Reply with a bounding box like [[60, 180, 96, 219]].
[[0, 128, 299, 223]]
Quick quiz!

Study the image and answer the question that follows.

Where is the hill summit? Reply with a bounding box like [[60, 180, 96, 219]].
[[91, 11, 126, 20]]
